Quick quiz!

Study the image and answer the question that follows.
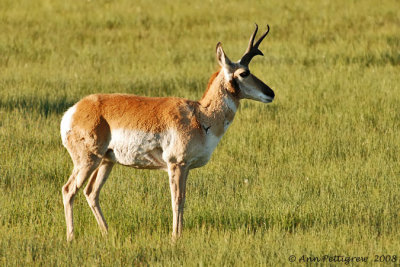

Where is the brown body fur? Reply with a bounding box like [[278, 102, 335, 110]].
[[65, 69, 238, 160]]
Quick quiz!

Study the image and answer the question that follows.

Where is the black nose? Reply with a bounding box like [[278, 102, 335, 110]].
[[262, 83, 275, 99]]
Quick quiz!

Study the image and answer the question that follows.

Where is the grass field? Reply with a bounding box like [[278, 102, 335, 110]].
[[1, 0, 400, 265]]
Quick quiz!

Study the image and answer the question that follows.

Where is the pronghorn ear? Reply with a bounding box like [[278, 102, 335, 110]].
[[216, 42, 233, 69]]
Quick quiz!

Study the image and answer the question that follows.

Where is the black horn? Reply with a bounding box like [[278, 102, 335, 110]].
[[239, 24, 270, 66]]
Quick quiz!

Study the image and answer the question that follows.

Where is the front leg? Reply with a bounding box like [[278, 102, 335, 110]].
[[168, 162, 189, 239]]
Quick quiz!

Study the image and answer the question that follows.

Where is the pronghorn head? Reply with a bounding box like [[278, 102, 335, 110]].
[[216, 24, 275, 103]]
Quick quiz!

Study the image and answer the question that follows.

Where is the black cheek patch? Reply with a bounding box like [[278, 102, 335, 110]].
[[229, 78, 241, 97]]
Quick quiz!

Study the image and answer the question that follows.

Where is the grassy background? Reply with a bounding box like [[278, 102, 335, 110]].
[[1, 0, 399, 265]]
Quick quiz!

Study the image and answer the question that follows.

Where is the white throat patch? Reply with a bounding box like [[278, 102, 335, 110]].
[[224, 97, 237, 113]]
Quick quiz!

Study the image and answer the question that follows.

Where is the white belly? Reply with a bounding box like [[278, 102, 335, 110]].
[[108, 129, 170, 169], [108, 128, 224, 170]]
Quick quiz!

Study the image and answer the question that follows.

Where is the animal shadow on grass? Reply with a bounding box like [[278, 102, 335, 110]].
[[0, 95, 75, 117], [185, 209, 311, 234], [186, 212, 273, 234]]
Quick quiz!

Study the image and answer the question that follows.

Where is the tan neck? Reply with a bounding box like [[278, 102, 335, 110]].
[[197, 70, 240, 137]]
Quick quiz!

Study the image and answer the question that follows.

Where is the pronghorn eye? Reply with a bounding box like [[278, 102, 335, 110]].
[[239, 71, 250, 78]]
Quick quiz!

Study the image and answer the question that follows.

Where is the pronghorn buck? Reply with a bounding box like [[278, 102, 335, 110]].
[[60, 24, 275, 241]]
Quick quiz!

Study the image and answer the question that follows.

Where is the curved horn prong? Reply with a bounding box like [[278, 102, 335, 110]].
[[244, 24, 259, 54], [254, 25, 270, 48], [240, 24, 270, 66]]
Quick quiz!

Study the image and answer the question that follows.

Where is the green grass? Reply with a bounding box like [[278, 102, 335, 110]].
[[1, 0, 400, 265]]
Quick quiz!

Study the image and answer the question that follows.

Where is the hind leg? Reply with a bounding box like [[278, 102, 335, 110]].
[[62, 168, 78, 242], [83, 159, 114, 235], [62, 155, 101, 241]]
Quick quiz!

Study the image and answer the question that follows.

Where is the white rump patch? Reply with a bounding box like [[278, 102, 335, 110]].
[[60, 105, 76, 146]]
